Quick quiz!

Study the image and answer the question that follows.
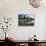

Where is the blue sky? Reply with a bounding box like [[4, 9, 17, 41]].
[[17, 11, 34, 18]]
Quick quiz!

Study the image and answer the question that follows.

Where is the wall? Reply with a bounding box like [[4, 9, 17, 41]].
[[0, 0, 46, 40]]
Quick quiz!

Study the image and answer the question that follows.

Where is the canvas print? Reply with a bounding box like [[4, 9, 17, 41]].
[[18, 14, 35, 26]]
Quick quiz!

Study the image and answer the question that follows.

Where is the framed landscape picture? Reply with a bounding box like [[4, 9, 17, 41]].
[[18, 14, 35, 26]]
